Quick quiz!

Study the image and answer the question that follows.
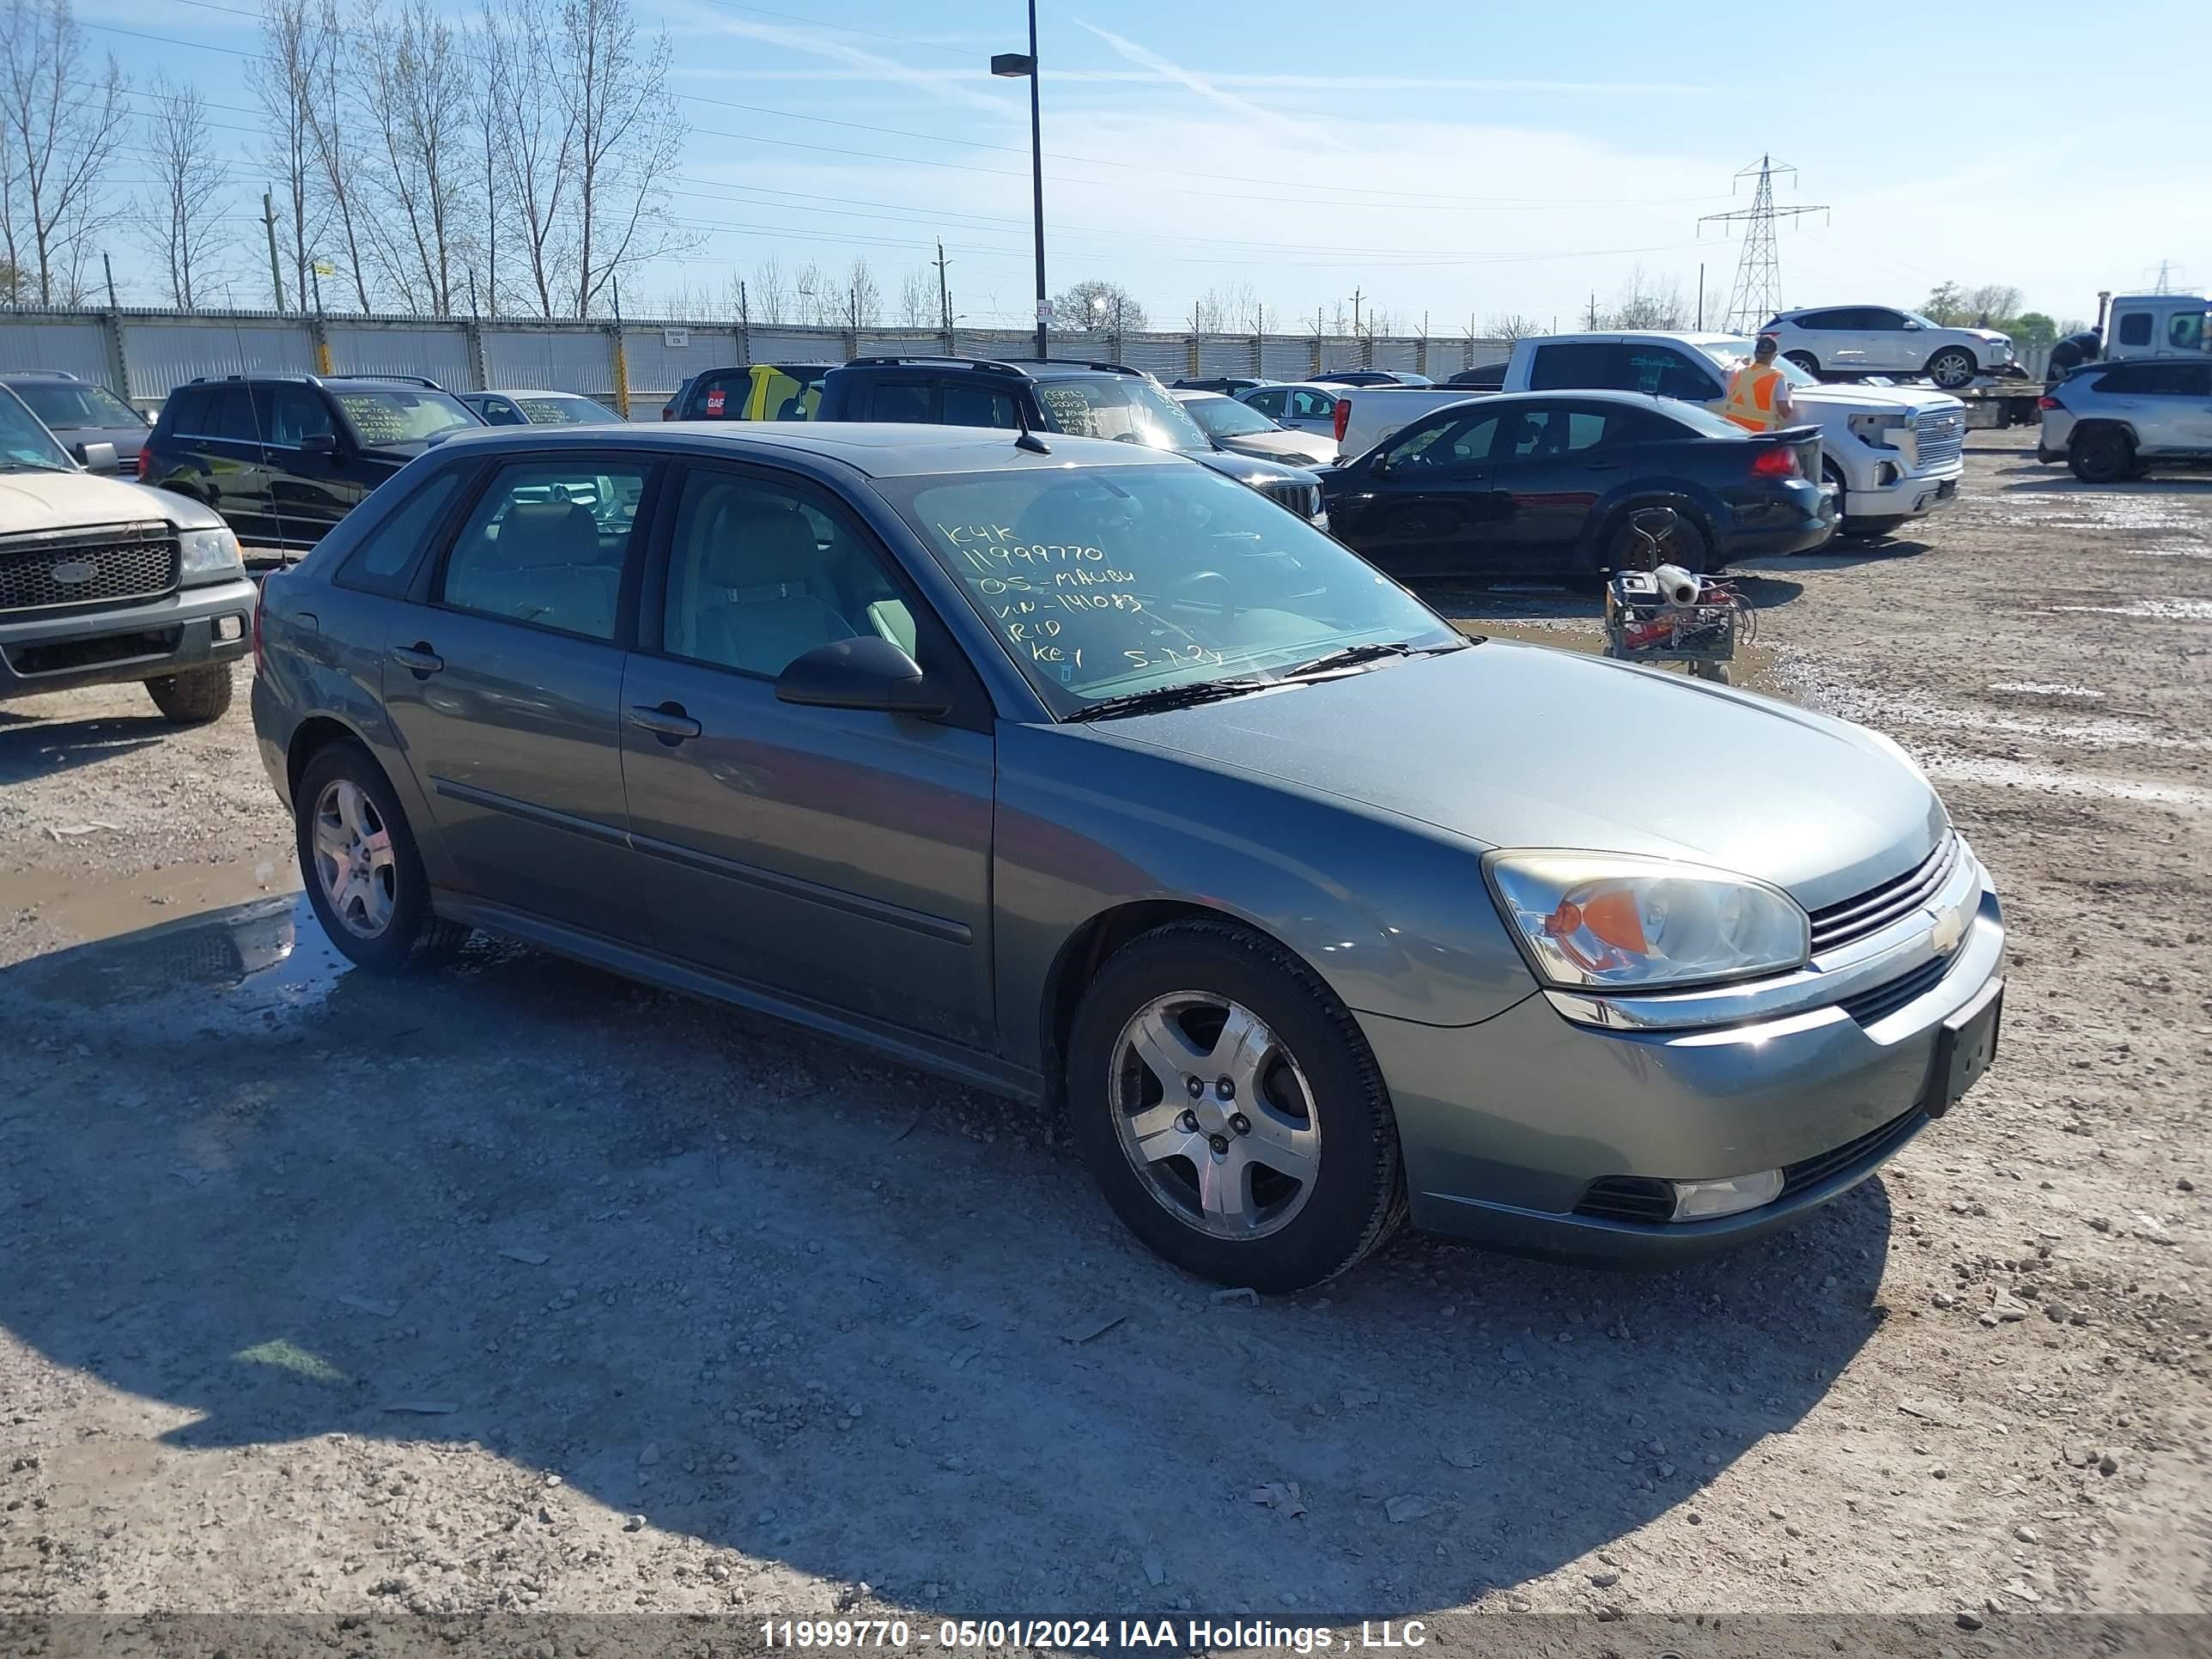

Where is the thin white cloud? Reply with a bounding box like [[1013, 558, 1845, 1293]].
[[1049, 70, 1717, 95], [654, 0, 1009, 114], [1072, 20, 1351, 149]]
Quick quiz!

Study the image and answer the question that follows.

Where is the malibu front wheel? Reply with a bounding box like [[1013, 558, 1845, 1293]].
[[1066, 919, 1406, 1291]]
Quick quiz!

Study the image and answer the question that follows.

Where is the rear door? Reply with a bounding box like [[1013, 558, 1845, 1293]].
[[2112, 362, 2212, 452], [379, 451, 660, 944], [1482, 402, 1638, 569], [175, 383, 273, 541], [618, 460, 997, 1044]]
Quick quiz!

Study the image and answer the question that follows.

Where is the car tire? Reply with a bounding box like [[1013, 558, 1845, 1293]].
[[144, 664, 234, 724], [2069, 428, 2134, 484], [295, 739, 469, 974], [1600, 510, 1707, 579], [1065, 918, 1407, 1292], [1840, 515, 1908, 539], [1925, 347, 1977, 389], [1784, 350, 1820, 375]]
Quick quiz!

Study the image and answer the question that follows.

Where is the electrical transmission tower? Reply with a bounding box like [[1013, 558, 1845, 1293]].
[[1698, 155, 1828, 333]]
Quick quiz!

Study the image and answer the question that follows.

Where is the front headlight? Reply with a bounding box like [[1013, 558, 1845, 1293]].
[[1846, 410, 1911, 447], [179, 525, 241, 576], [1485, 852, 1809, 991]]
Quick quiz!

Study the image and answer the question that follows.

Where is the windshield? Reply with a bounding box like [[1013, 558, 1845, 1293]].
[[1181, 396, 1279, 439], [516, 393, 623, 425], [333, 387, 479, 445], [1696, 339, 1818, 389], [1032, 375, 1212, 454], [0, 386, 76, 470], [11, 380, 140, 430], [877, 462, 1460, 717]]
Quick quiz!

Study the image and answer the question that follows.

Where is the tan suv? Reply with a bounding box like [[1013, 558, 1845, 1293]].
[[0, 380, 255, 722]]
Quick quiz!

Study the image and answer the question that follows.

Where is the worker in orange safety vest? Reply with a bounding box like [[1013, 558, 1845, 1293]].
[[1723, 334, 1795, 431]]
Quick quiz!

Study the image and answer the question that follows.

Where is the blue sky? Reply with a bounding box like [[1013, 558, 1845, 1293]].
[[83, 0, 2211, 328]]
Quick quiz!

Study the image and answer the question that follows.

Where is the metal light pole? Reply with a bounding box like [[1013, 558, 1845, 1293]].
[[992, 2, 1047, 360]]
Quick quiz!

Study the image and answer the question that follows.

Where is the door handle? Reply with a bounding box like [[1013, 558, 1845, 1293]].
[[628, 702, 702, 743], [389, 642, 443, 676], [1585, 460, 1622, 471]]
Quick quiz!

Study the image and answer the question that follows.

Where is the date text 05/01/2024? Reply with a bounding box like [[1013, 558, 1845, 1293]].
[[758, 1618, 1429, 1650]]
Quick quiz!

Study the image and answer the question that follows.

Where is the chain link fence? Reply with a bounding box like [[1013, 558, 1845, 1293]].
[[0, 307, 1516, 418]]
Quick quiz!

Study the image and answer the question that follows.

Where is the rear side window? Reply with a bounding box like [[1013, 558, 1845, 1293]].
[[688, 372, 747, 418], [336, 466, 468, 594], [1288, 388, 1337, 420], [2096, 363, 2210, 396], [2115, 312, 2153, 348], [200, 385, 259, 441], [439, 459, 652, 641], [941, 384, 1018, 428], [867, 380, 934, 422], [1623, 347, 1722, 402], [1526, 343, 1625, 392], [155, 386, 206, 432]]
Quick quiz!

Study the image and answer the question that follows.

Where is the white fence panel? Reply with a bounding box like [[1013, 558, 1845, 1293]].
[[1370, 338, 1424, 374], [1314, 337, 1364, 376], [623, 326, 740, 398], [482, 328, 612, 395], [854, 331, 944, 360], [1260, 338, 1313, 380], [0, 317, 112, 387], [748, 329, 841, 363], [326, 325, 473, 388], [1118, 337, 1186, 377], [1196, 338, 1257, 378], [124, 319, 313, 395]]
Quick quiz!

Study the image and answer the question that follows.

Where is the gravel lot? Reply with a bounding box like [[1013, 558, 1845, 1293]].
[[0, 431, 2205, 1648]]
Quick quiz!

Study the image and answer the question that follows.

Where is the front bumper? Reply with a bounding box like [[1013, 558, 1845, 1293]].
[[1362, 875, 2004, 1265], [1853, 463, 1962, 520], [0, 574, 257, 700]]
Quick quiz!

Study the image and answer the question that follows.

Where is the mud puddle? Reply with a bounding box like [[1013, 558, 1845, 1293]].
[[2051, 599, 2212, 622], [0, 849, 300, 948]]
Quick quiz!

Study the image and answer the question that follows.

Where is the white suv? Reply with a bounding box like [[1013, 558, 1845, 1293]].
[[1762, 306, 2014, 389]]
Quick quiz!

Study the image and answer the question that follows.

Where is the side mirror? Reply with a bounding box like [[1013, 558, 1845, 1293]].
[[299, 431, 339, 454], [1902, 320, 1923, 331], [75, 441, 116, 471], [775, 635, 951, 718]]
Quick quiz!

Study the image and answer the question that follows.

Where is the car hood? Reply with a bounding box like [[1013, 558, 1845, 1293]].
[[0, 467, 222, 535], [1218, 430, 1340, 466], [1079, 639, 1945, 911], [1794, 381, 1964, 416], [1189, 447, 1319, 486]]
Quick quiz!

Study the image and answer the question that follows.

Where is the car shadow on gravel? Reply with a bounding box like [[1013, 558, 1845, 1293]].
[[0, 899, 1893, 1624], [0, 710, 171, 787]]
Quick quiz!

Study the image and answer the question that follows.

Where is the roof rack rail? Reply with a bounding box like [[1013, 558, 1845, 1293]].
[[189, 372, 322, 385], [842, 356, 1029, 379], [342, 372, 447, 390]]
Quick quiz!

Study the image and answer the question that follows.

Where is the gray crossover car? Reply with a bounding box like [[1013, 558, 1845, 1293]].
[[2038, 358, 2212, 482], [250, 422, 2005, 1290]]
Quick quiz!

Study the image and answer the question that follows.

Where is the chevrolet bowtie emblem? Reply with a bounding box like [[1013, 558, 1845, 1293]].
[[1928, 902, 1966, 955]]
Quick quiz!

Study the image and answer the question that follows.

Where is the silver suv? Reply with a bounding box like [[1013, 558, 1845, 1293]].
[[2039, 359, 2212, 483]]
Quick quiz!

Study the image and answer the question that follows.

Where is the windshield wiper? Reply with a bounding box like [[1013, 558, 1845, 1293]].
[[1277, 639, 1470, 680], [0, 458, 73, 473], [1063, 676, 1276, 723]]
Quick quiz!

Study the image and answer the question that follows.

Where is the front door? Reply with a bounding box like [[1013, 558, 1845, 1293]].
[[255, 383, 365, 547], [1334, 406, 1503, 575], [188, 382, 275, 542], [618, 462, 996, 1045], [380, 452, 659, 944]]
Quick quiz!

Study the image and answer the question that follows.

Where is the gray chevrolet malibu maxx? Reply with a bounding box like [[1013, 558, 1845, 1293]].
[[251, 422, 2004, 1291]]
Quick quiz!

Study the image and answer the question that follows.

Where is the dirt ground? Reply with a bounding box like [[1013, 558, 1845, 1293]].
[[0, 431, 2206, 1650]]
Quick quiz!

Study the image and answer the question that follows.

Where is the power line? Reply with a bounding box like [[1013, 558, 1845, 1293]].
[[1697, 155, 1826, 333]]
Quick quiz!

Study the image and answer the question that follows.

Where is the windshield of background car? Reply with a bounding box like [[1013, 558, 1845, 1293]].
[[12, 381, 140, 430], [877, 463, 1459, 716], [516, 394, 622, 425], [1698, 340, 1817, 389], [1184, 397, 1279, 439], [0, 387, 75, 469], [333, 387, 479, 445], [1032, 376, 1212, 453]]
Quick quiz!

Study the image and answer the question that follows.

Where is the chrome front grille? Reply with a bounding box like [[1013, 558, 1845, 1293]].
[[1808, 836, 1961, 957], [1913, 407, 1965, 470], [0, 522, 179, 617]]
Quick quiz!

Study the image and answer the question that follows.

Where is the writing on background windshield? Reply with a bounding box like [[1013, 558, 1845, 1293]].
[[884, 465, 1454, 708], [1035, 380, 1208, 452], [336, 390, 477, 445]]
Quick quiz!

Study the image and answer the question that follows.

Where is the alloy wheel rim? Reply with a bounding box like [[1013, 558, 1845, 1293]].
[[1109, 991, 1320, 1240], [312, 780, 398, 940]]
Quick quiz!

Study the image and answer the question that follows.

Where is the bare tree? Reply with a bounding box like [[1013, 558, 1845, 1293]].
[[1479, 312, 1543, 342], [793, 259, 831, 325], [751, 255, 789, 325], [896, 264, 934, 329], [1965, 282, 2022, 326], [1192, 289, 1224, 332], [1054, 277, 1144, 332], [1600, 266, 1689, 331], [252, 0, 322, 310], [358, 0, 471, 314], [136, 74, 231, 309], [847, 257, 880, 329], [0, 0, 129, 306], [557, 0, 687, 317], [300, 0, 374, 311], [484, 0, 573, 319]]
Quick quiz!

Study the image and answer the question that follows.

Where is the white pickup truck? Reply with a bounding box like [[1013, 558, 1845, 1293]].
[[1330, 331, 1968, 537]]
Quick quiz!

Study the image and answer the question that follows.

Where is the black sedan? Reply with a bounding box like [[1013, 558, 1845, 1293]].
[[1321, 390, 1834, 580]]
